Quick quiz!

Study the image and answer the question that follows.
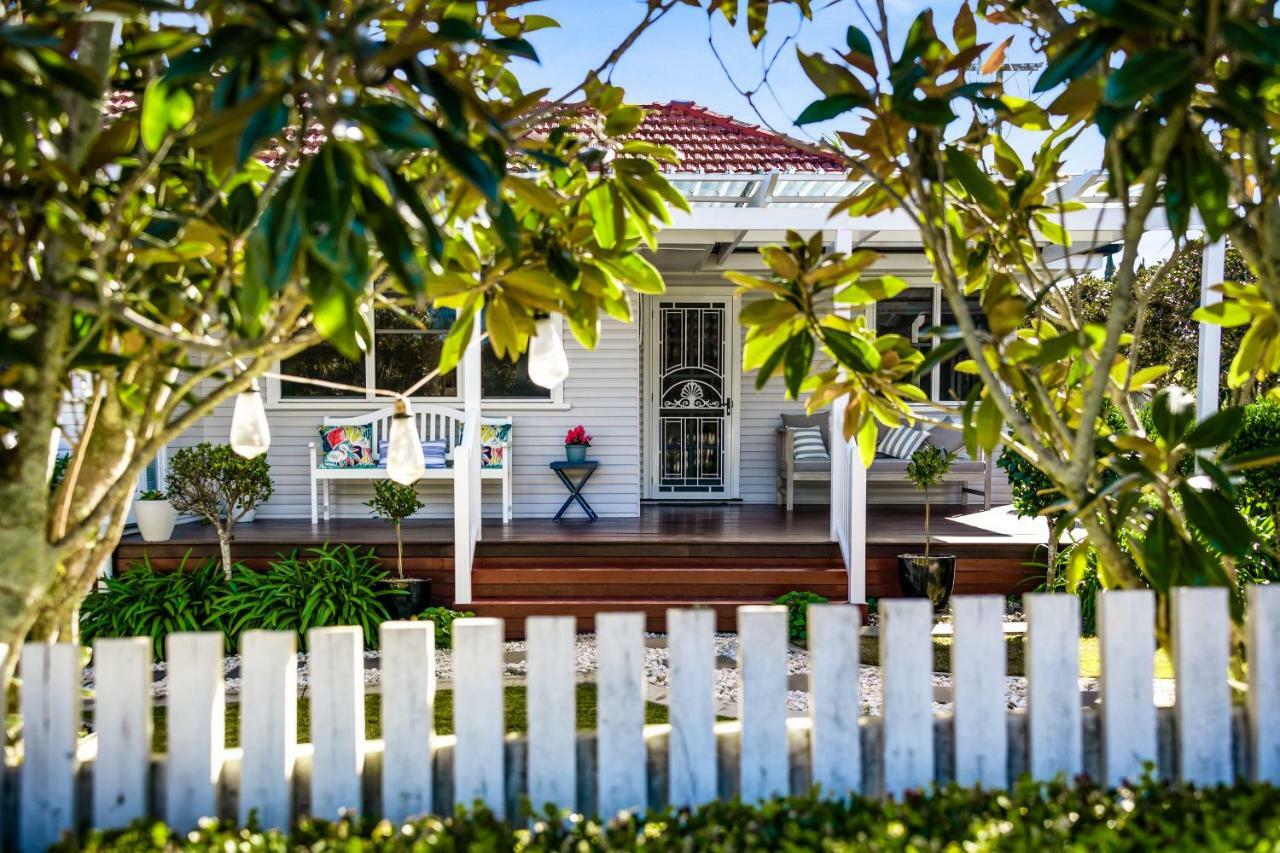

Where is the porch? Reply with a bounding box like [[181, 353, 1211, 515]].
[[116, 504, 1046, 635]]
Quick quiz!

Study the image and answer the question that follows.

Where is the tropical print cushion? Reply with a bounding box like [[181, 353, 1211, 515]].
[[480, 423, 511, 469], [319, 424, 375, 468]]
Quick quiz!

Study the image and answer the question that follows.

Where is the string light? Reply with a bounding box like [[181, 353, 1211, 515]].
[[229, 381, 271, 458], [528, 316, 569, 389], [386, 398, 426, 485]]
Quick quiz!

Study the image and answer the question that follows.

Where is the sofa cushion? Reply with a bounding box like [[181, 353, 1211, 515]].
[[926, 425, 966, 454], [319, 424, 375, 468], [790, 425, 829, 464], [793, 458, 831, 473], [780, 412, 829, 450], [879, 425, 930, 459]]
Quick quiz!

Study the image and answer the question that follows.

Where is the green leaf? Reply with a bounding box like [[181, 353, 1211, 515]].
[[1177, 483, 1254, 557], [783, 333, 814, 398], [1102, 49, 1193, 106], [797, 94, 870, 125], [797, 50, 868, 98], [820, 327, 881, 372], [1192, 301, 1253, 327], [141, 76, 194, 151], [1150, 385, 1196, 444], [944, 147, 1001, 210], [1034, 29, 1118, 93], [1184, 407, 1244, 449]]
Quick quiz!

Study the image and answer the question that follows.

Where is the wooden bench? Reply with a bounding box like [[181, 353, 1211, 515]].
[[776, 427, 992, 511], [309, 404, 512, 525]]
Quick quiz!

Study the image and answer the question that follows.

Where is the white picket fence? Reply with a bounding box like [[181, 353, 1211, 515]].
[[8, 587, 1280, 851]]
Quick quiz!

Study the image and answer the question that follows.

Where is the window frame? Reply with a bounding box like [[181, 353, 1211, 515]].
[[265, 313, 567, 410], [869, 283, 978, 405]]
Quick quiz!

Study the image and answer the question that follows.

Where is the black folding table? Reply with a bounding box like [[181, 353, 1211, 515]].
[[550, 460, 599, 521]]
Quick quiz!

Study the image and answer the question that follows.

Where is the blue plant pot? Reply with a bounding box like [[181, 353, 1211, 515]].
[[565, 444, 587, 463]]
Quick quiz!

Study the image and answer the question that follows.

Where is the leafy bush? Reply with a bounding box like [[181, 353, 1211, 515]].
[[418, 606, 475, 650], [80, 554, 229, 657], [212, 543, 391, 649], [57, 776, 1280, 851], [1226, 399, 1280, 528], [772, 590, 827, 645], [167, 442, 273, 577]]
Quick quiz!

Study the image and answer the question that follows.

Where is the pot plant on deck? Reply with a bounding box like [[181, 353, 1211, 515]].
[[166, 443, 273, 578], [898, 443, 958, 611], [366, 479, 430, 619], [133, 489, 177, 542], [564, 424, 591, 463]]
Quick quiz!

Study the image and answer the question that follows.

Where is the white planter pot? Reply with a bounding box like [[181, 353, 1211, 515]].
[[240, 507, 257, 523], [134, 500, 177, 542]]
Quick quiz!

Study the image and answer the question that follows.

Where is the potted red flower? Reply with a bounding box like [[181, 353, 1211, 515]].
[[564, 425, 592, 463]]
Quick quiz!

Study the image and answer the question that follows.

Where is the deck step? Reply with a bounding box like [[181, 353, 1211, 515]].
[[471, 566, 847, 601], [464, 598, 801, 637]]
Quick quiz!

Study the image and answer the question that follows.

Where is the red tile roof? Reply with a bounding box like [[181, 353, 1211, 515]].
[[628, 101, 846, 174]]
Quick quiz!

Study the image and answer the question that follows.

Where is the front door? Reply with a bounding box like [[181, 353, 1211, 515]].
[[645, 297, 738, 499]]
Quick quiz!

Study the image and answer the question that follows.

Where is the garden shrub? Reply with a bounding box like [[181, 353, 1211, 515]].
[[1226, 398, 1280, 531], [58, 776, 1280, 851], [213, 543, 391, 649], [418, 606, 475, 650], [773, 590, 827, 644], [80, 553, 229, 657], [166, 442, 273, 578]]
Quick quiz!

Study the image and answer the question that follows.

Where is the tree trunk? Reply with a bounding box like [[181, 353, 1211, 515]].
[[395, 522, 405, 579], [218, 530, 233, 580]]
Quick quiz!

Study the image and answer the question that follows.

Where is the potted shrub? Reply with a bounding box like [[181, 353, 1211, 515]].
[[166, 442, 273, 579], [133, 489, 178, 542], [898, 443, 958, 611], [564, 424, 591, 463], [366, 479, 430, 618]]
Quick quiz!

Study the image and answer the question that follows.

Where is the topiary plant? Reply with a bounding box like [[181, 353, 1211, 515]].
[[365, 480, 423, 579], [906, 444, 957, 562], [773, 590, 828, 645], [166, 443, 272, 578]]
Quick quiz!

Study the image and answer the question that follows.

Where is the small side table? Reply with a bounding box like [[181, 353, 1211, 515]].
[[550, 460, 599, 521]]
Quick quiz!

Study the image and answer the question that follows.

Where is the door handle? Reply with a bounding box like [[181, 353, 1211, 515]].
[[726, 397, 733, 414]]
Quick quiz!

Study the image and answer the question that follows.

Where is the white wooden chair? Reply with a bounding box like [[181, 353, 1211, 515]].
[[308, 404, 512, 525]]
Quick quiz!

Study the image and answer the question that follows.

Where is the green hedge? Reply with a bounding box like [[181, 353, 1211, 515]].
[[58, 776, 1280, 851]]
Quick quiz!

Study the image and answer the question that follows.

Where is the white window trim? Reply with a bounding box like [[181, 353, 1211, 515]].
[[869, 283, 974, 405], [264, 315, 567, 410]]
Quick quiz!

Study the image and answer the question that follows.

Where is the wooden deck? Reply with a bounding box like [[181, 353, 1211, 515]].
[[116, 504, 1046, 635]]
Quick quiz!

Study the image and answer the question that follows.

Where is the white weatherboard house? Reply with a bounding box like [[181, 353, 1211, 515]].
[[128, 102, 1147, 615]]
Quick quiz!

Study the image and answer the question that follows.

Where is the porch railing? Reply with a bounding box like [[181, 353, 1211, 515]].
[[452, 406, 482, 603], [13, 587, 1280, 849]]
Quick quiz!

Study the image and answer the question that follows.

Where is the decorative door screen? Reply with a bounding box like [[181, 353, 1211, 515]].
[[656, 301, 728, 494]]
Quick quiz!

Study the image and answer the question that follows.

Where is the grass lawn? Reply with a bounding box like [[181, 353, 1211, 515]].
[[857, 635, 1174, 679], [142, 683, 669, 752]]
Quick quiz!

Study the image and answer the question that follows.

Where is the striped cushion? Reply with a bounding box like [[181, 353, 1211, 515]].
[[879, 425, 929, 460], [789, 426, 829, 462]]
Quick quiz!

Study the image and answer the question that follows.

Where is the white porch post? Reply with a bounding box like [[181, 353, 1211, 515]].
[[454, 328, 483, 604], [1197, 238, 1226, 421], [830, 229, 866, 604]]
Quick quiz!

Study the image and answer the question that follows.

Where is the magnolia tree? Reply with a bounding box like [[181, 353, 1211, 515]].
[[725, 0, 1280, 624], [0, 0, 714, 667]]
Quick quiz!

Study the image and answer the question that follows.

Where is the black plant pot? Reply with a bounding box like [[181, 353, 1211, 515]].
[[897, 554, 957, 612], [375, 577, 432, 620]]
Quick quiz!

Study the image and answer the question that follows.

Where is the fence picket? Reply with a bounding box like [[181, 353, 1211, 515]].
[[667, 608, 717, 808], [238, 631, 298, 830], [1172, 587, 1232, 784], [164, 633, 224, 830], [308, 627, 364, 817], [379, 622, 434, 824], [1025, 593, 1081, 780], [952, 596, 1006, 789], [738, 605, 788, 802], [92, 638, 152, 829], [880, 599, 933, 797], [453, 618, 505, 817], [19, 643, 79, 853], [526, 616, 577, 812], [1098, 590, 1156, 786], [807, 604, 861, 798], [1248, 585, 1280, 782], [596, 612, 647, 816]]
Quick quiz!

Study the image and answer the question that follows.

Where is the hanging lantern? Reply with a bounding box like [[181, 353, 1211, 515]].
[[528, 315, 569, 389], [229, 383, 270, 458], [386, 398, 426, 485]]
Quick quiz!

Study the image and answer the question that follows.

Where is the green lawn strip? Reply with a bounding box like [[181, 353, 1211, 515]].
[[141, 683, 668, 752], [857, 635, 1174, 679]]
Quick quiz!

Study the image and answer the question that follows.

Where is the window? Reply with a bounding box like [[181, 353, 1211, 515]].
[[277, 307, 553, 402], [873, 286, 981, 403]]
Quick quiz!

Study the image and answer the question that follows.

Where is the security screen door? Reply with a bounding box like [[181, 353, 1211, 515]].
[[655, 299, 731, 496]]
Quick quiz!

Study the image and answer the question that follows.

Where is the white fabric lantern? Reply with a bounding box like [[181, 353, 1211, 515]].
[[229, 385, 270, 458], [386, 398, 426, 485], [528, 316, 569, 389]]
